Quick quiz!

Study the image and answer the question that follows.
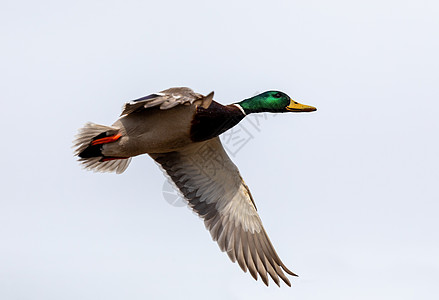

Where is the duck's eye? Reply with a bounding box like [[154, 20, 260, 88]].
[[273, 93, 282, 98]]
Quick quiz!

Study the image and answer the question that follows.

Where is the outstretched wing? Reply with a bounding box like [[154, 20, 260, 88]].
[[150, 137, 297, 286], [121, 87, 213, 116]]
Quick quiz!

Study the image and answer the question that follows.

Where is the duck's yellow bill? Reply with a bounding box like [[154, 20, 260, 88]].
[[286, 99, 317, 112]]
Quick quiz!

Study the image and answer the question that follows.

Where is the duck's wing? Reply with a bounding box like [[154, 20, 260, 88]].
[[121, 87, 214, 116], [150, 137, 297, 287]]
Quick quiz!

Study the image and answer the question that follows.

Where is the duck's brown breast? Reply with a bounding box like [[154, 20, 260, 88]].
[[190, 101, 245, 143]]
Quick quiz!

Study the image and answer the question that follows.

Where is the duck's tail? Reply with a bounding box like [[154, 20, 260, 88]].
[[73, 122, 131, 174]]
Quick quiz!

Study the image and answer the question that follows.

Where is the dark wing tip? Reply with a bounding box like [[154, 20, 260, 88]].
[[281, 263, 298, 277], [131, 93, 161, 102]]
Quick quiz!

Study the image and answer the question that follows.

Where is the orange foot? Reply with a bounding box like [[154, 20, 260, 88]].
[[91, 133, 122, 146]]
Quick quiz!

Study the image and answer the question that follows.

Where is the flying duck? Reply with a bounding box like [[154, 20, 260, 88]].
[[73, 87, 316, 286]]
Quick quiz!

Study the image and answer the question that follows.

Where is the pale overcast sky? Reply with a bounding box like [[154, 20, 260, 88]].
[[1, 0, 438, 299]]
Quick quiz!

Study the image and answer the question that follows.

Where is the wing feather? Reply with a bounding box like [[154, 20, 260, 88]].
[[121, 87, 213, 116], [150, 137, 296, 286]]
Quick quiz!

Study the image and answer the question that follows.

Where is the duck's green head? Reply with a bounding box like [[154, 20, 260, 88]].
[[236, 91, 316, 114]]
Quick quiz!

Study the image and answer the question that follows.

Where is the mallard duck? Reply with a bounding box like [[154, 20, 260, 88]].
[[73, 87, 316, 286]]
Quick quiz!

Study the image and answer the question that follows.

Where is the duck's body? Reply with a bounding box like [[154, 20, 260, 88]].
[[73, 87, 316, 286], [109, 99, 244, 156], [109, 104, 196, 156], [78, 88, 246, 162]]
